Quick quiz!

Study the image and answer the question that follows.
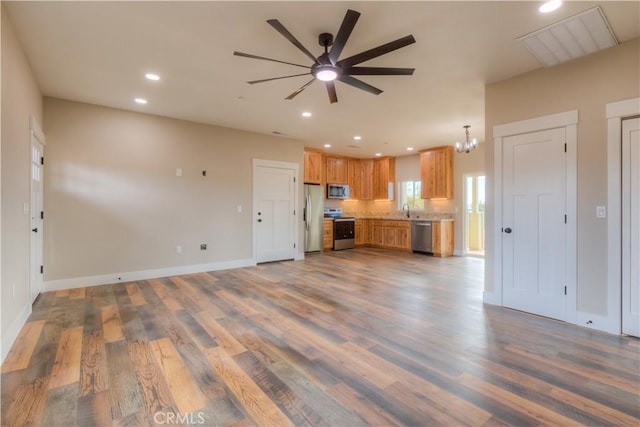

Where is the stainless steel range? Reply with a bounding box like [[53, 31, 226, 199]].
[[324, 208, 355, 250]]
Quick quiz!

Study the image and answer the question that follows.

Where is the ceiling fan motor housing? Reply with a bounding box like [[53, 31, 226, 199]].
[[319, 32, 334, 48]]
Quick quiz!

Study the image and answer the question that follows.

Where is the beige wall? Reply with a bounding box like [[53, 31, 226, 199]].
[[43, 98, 303, 283], [1, 5, 43, 358], [485, 38, 640, 317]]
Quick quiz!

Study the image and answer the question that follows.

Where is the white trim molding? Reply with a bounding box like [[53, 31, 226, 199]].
[[1, 303, 32, 364], [43, 258, 256, 292], [489, 110, 578, 327], [30, 116, 45, 145], [606, 97, 640, 335]]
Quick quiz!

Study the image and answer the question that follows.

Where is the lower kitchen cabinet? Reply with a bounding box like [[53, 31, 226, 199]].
[[368, 220, 411, 251], [323, 219, 334, 251], [432, 220, 454, 257], [354, 218, 453, 256], [355, 219, 367, 246]]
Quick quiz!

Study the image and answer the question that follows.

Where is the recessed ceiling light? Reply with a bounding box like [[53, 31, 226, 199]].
[[145, 73, 160, 81], [353, 136, 362, 140], [324, 144, 331, 148], [375, 153, 382, 157], [539, 0, 562, 13], [134, 98, 147, 104], [407, 147, 414, 151], [302, 111, 312, 118]]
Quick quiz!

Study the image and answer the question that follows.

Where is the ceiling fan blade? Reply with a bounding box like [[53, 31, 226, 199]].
[[346, 66, 415, 76], [338, 75, 383, 96], [234, 51, 310, 69], [248, 73, 311, 84], [267, 19, 320, 65], [337, 35, 416, 68], [285, 79, 316, 100], [326, 81, 338, 104], [328, 9, 360, 64]]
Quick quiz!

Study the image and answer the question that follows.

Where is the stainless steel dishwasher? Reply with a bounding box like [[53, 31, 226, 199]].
[[411, 221, 432, 254]]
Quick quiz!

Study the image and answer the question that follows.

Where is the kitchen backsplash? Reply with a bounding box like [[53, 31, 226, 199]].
[[331, 199, 454, 219]]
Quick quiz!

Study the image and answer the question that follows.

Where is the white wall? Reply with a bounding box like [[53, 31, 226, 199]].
[[1, 5, 44, 361]]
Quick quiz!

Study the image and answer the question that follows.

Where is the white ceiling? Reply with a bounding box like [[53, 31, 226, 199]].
[[5, 1, 640, 157]]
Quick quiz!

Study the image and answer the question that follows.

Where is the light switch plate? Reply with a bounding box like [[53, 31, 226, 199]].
[[596, 205, 606, 218], [176, 168, 182, 177]]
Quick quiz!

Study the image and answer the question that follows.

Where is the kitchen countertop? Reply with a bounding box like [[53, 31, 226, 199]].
[[351, 216, 454, 222]]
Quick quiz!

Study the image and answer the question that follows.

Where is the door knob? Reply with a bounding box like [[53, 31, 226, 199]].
[[32, 228, 38, 233], [504, 227, 512, 234]]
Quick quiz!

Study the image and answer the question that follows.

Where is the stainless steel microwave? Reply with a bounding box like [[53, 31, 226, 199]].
[[327, 183, 350, 199]]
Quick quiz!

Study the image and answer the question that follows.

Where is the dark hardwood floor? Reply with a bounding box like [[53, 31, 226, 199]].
[[2, 248, 639, 426]]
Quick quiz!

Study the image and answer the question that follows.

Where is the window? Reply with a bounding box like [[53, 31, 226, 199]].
[[398, 181, 424, 209]]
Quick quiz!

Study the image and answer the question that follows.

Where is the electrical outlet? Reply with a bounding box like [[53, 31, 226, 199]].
[[596, 205, 606, 218], [237, 204, 242, 213], [176, 168, 182, 177], [176, 245, 182, 254], [200, 244, 207, 250]]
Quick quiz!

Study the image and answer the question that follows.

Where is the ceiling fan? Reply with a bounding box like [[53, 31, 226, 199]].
[[233, 9, 416, 103]]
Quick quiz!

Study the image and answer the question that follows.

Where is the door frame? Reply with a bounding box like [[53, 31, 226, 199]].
[[462, 173, 485, 257], [489, 110, 577, 324], [251, 158, 300, 264], [606, 97, 640, 334], [29, 117, 46, 303]]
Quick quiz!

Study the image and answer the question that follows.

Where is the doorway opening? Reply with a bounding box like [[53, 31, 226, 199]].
[[464, 175, 485, 257]]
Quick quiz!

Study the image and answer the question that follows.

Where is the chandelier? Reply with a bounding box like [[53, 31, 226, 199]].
[[455, 125, 478, 153]]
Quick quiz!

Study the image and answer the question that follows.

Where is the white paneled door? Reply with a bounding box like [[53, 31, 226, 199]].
[[502, 127, 567, 320], [622, 117, 640, 337], [254, 164, 296, 263], [30, 134, 44, 303]]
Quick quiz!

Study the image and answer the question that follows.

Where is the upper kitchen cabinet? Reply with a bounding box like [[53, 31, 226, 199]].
[[326, 156, 348, 184], [373, 157, 396, 200], [360, 159, 374, 200], [420, 146, 453, 199], [347, 159, 361, 199], [304, 149, 323, 184]]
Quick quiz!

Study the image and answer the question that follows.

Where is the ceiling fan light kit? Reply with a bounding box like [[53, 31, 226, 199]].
[[234, 9, 416, 103]]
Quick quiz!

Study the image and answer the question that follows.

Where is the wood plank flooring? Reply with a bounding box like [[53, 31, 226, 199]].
[[2, 248, 639, 426]]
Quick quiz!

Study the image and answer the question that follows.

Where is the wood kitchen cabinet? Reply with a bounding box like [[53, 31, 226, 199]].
[[303, 149, 322, 184], [360, 159, 374, 200], [432, 220, 454, 257], [325, 156, 348, 184], [347, 159, 361, 199], [323, 219, 334, 251], [355, 219, 366, 245], [369, 220, 410, 251], [373, 157, 396, 200], [420, 146, 453, 199]]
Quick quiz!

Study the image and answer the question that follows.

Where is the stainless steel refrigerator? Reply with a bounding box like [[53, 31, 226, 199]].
[[304, 184, 324, 252]]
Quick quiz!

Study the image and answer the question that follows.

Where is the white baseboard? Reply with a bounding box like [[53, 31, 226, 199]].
[[43, 258, 256, 292], [1, 302, 32, 364], [453, 249, 465, 257], [575, 310, 619, 335]]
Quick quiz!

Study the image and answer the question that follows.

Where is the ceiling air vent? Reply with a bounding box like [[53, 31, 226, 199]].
[[517, 6, 618, 67]]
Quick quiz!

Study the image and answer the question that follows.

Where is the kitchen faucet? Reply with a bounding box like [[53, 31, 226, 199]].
[[402, 203, 410, 218]]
